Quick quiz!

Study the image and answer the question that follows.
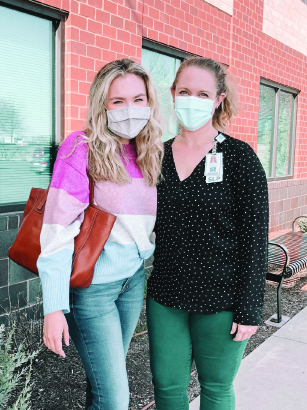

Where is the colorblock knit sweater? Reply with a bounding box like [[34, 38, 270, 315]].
[[37, 131, 157, 316]]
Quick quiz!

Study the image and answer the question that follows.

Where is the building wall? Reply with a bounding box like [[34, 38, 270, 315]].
[[268, 179, 307, 232], [0, 212, 42, 324], [1, 0, 307, 322], [203, 0, 233, 15], [263, 0, 307, 57], [33, 0, 307, 178]]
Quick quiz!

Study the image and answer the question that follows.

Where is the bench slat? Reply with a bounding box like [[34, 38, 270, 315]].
[[286, 256, 307, 277]]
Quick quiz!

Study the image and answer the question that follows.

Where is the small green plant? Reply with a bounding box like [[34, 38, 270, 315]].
[[144, 267, 152, 297], [0, 287, 44, 410], [0, 324, 34, 410], [134, 323, 147, 334], [0, 287, 45, 355]]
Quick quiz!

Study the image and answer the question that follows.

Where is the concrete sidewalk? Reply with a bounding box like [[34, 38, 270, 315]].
[[189, 306, 307, 410]]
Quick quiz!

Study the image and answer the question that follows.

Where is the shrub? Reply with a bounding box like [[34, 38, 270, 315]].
[[0, 288, 43, 410], [0, 324, 34, 410]]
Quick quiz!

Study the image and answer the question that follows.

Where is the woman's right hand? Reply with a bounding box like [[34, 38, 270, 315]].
[[43, 311, 70, 358]]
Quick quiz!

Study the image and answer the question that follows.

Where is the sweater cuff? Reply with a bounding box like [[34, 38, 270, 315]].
[[37, 251, 72, 316], [233, 306, 263, 326], [40, 273, 71, 316]]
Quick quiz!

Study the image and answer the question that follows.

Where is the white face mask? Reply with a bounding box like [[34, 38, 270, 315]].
[[174, 96, 217, 131], [107, 106, 150, 139]]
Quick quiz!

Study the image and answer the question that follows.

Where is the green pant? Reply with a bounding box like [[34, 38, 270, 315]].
[[146, 296, 248, 410]]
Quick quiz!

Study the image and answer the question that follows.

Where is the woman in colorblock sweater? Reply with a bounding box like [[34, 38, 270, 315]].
[[38, 59, 163, 410]]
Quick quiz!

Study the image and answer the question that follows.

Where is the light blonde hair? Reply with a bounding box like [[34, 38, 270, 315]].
[[75, 59, 163, 186], [172, 56, 238, 132]]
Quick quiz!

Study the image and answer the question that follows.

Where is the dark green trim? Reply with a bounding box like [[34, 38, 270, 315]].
[[0, 1, 58, 211], [142, 38, 192, 60], [288, 94, 295, 176], [259, 80, 298, 180], [289, 94, 298, 177], [0, 203, 26, 214], [0, 0, 68, 22], [260, 78, 300, 95], [271, 88, 279, 178], [267, 175, 294, 182], [142, 38, 229, 67]]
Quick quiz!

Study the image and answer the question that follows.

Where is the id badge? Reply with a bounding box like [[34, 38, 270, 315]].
[[205, 153, 223, 183]]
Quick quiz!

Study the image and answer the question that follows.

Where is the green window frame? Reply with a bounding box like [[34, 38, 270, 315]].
[[0, 0, 67, 213], [257, 80, 298, 181]]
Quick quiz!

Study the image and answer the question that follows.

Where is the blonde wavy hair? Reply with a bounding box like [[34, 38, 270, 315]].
[[172, 57, 238, 132], [75, 59, 163, 186]]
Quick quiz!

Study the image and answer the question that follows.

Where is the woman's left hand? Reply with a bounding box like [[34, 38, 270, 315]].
[[230, 323, 258, 341]]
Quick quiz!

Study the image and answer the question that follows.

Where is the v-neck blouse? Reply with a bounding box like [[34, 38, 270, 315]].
[[171, 141, 214, 183], [147, 134, 269, 326]]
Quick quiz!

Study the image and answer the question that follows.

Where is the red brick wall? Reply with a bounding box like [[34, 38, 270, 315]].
[[37, 0, 145, 132], [269, 179, 307, 232], [35, 0, 307, 231]]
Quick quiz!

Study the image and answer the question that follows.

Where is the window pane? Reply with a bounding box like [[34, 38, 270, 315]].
[[276, 91, 292, 177], [257, 84, 275, 177], [0, 6, 54, 206], [142, 48, 180, 142]]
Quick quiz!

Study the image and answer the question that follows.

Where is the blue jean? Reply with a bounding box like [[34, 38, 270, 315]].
[[65, 265, 145, 410]]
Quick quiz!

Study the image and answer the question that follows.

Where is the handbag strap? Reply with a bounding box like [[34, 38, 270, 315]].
[[36, 175, 94, 210], [89, 175, 94, 205], [36, 189, 48, 213]]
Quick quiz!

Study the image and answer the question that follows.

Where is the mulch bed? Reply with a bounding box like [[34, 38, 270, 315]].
[[9, 273, 307, 410]]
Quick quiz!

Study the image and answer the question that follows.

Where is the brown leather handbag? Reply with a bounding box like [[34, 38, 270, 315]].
[[8, 177, 116, 288]]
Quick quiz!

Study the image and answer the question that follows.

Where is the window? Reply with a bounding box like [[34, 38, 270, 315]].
[[142, 41, 189, 141], [0, 1, 67, 212], [257, 81, 298, 180]]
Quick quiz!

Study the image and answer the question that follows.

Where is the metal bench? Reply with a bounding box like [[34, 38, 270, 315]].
[[266, 216, 307, 327]]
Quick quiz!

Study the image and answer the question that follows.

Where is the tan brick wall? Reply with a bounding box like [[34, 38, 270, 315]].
[[201, 0, 233, 15], [263, 0, 307, 56], [269, 179, 307, 233]]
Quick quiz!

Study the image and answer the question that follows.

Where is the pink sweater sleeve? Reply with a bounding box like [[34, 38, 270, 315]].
[[37, 131, 89, 315]]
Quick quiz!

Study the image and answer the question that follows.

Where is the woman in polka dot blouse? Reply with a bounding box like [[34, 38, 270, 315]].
[[146, 56, 269, 410]]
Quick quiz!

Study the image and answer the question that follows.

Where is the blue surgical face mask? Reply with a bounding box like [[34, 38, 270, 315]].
[[174, 96, 217, 131]]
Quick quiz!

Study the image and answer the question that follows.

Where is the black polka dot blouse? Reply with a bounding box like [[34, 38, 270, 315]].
[[148, 134, 269, 326]]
